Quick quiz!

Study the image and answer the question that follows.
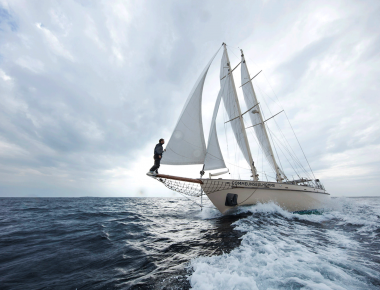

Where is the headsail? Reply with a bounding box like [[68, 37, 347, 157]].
[[204, 90, 226, 170], [162, 48, 220, 165], [240, 51, 286, 181]]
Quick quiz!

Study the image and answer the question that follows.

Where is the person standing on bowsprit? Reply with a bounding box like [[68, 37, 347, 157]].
[[147, 138, 165, 175]]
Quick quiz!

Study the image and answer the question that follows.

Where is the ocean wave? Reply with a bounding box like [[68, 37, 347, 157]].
[[189, 198, 380, 290]]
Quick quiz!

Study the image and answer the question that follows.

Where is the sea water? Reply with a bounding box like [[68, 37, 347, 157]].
[[190, 198, 380, 289], [0, 197, 379, 289]]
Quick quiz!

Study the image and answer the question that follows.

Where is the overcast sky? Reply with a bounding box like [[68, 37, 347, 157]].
[[0, 0, 379, 197]]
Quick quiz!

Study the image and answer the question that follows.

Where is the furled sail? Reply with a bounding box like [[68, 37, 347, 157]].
[[240, 55, 285, 179], [220, 48, 252, 166], [204, 90, 226, 170], [161, 49, 219, 165]]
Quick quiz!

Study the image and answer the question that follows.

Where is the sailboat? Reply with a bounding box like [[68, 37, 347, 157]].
[[147, 43, 330, 214]]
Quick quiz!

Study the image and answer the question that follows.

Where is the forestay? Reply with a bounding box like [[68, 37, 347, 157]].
[[162, 49, 219, 165]]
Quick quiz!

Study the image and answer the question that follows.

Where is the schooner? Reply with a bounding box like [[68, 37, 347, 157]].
[[148, 43, 330, 214]]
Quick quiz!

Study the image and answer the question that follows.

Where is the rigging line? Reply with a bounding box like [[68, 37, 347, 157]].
[[269, 131, 302, 179], [273, 128, 313, 180], [175, 125, 252, 170], [205, 151, 250, 170], [267, 128, 310, 179], [244, 104, 266, 169], [266, 120, 285, 178], [222, 84, 231, 167], [232, 83, 242, 179], [268, 120, 306, 177], [165, 147, 205, 163], [226, 44, 241, 50], [222, 64, 253, 178], [227, 46, 241, 62], [226, 78, 240, 173], [245, 110, 284, 129], [275, 121, 306, 175], [269, 127, 313, 180], [234, 119, 240, 179], [284, 111, 316, 180], [260, 172, 276, 180], [223, 103, 230, 160], [270, 113, 307, 176], [250, 83, 293, 179], [258, 103, 285, 177], [220, 79, 248, 172], [248, 128, 277, 181], [224, 103, 260, 124], [253, 83, 305, 168], [175, 190, 217, 209], [220, 61, 242, 80], [246, 125, 274, 180], [238, 52, 283, 108], [237, 188, 258, 205], [256, 134, 260, 169], [247, 104, 303, 177], [239, 70, 262, 88], [243, 58, 316, 179], [259, 101, 313, 179], [277, 139, 313, 181], [262, 136, 264, 180], [237, 52, 305, 170]]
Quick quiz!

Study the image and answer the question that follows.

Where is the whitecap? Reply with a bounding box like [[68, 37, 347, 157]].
[[189, 198, 380, 290]]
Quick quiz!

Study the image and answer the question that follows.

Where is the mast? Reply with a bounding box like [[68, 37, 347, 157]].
[[240, 49, 283, 182], [223, 44, 258, 180]]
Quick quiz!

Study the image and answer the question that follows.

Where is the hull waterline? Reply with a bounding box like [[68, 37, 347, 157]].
[[201, 179, 330, 214]]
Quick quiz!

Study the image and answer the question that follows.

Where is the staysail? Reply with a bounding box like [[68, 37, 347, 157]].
[[161, 48, 220, 165], [240, 51, 285, 181], [204, 89, 226, 170]]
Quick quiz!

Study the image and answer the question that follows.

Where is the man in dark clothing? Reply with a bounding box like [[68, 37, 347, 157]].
[[147, 139, 165, 175]]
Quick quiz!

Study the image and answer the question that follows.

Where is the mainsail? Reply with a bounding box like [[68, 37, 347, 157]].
[[162, 49, 219, 165], [240, 51, 285, 181], [220, 46, 255, 174], [204, 89, 226, 170]]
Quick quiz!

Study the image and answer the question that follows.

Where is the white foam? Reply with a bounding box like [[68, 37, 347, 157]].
[[236, 201, 293, 218], [189, 198, 380, 290], [198, 206, 221, 220]]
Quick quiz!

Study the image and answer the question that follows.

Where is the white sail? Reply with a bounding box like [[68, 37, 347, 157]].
[[204, 90, 226, 170], [241, 55, 285, 179], [220, 49, 252, 166], [162, 49, 219, 165]]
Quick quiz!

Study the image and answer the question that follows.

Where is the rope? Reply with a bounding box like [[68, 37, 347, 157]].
[[237, 188, 258, 205], [243, 53, 316, 180], [268, 129, 302, 179], [227, 46, 317, 181], [284, 111, 316, 180], [254, 84, 311, 178], [268, 127, 313, 181], [176, 190, 217, 210]]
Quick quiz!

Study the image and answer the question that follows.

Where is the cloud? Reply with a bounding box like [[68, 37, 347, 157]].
[[0, 0, 379, 197]]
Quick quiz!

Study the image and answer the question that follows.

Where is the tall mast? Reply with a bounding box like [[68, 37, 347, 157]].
[[240, 49, 283, 182], [223, 44, 258, 180]]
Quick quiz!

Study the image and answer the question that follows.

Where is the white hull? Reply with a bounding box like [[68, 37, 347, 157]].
[[201, 179, 330, 214]]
